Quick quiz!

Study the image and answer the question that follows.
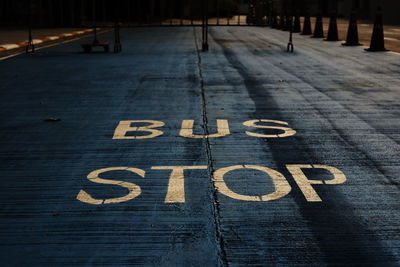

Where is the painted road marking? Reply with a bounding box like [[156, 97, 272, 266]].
[[0, 44, 20, 50], [77, 164, 347, 204], [180, 119, 230, 138], [60, 33, 74, 37], [113, 120, 165, 139], [151, 166, 208, 203], [113, 119, 297, 139], [32, 39, 44, 44], [286, 165, 347, 202], [243, 119, 297, 138], [212, 165, 291, 201], [47, 36, 60, 41], [76, 167, 145, 204], [79, 120, 346, 205]]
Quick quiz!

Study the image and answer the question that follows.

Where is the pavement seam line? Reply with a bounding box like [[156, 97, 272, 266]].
[[193, 26, 229, 267]]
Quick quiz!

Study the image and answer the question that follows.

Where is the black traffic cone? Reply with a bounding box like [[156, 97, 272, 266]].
[[293, 14, 301, 33], [342, 8, 361, 46], [283, 15, 292, 31], [325, 11, 339, 41], [271, 14, 279, 28], [271, 13, 279, 28], [312, 14, 324, 38], [365, 7, 387, 52], [301, 14, 312, 35], [278, 14, 286, 29]]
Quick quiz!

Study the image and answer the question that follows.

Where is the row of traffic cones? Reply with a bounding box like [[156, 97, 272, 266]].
[[274, 7, 387, 52]]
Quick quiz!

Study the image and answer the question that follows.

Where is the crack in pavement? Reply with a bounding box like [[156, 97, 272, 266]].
[[193, 27, 229, 267]]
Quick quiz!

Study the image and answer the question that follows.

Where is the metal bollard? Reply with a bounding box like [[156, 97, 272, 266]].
[[114, 24, 122, 53], [26, 0, 35, 53], [287, 17, 294, 53]]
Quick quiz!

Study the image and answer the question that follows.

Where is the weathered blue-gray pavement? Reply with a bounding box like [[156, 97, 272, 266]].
[[0, 27, 399, 266]]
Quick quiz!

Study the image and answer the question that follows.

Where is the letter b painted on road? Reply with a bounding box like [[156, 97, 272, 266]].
[[113, 120, 165, 139]]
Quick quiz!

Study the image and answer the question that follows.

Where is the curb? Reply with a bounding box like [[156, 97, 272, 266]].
[[0, 28, 100, 55]]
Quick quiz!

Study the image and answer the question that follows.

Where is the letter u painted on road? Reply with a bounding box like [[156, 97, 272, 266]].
[[179, 119, 230, 138]]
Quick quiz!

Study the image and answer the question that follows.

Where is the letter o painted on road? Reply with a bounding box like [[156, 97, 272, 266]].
[[212, 165, 291, 201]]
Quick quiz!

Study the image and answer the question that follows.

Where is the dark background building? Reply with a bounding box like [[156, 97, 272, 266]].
[[337, 0, 400, 25], [0, 0, 399, 27], [273, 0, 400, 25], [0, 0, 245, 27]]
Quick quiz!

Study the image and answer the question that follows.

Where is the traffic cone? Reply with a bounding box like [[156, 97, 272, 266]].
[[114, 24, 122, 53], [365, 7, 387, 52], [278, 14, 285, 29], [325, 11, 339, 41], [293, 14, 301, 33], [301, 14, 312, 35], [312, 14, 324, 38], [283, 16, 292, 31], [271, 13, 279, 28], [342, 8, 361, 46]]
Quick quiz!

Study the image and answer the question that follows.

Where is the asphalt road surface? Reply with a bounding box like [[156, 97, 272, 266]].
[[0, 27, 399, 266]]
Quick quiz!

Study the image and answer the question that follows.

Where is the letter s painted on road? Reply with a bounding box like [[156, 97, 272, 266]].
[[76, 167, 145, 205]]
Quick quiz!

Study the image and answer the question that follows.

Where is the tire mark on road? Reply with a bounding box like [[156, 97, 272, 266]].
[[228, 27, 400, 188], [210, 27, 397, 265]]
